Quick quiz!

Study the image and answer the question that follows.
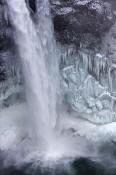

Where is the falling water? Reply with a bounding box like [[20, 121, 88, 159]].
[[6, 0, 92, 162], [7, 0, 60, 147]]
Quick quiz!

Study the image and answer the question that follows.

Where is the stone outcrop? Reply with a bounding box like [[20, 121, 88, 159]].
[[51, 0, 115, 45]]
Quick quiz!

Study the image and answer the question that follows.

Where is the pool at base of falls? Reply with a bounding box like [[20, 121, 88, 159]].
[[0, 157, 115, 175]]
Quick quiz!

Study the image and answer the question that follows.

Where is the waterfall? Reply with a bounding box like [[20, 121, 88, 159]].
[[7, 0, 60, 147], [6, 0, 90, 162]]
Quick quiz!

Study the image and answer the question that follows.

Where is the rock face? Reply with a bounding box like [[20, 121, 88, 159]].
[[49, 0, 116, 124], [0, 1, 23, 106], [56, 1, 116, 124], [51, 0, 115, 45], [0, 1, 11, 81], [0, 1, 17, 81]]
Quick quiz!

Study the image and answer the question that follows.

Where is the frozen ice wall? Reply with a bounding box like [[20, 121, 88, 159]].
[[60, 22, 116, 124]]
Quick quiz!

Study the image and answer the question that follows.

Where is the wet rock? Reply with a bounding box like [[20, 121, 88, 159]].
[[0, 1, 19, 83], [51, 0, 115, 45], [26, 0, 36, 13]]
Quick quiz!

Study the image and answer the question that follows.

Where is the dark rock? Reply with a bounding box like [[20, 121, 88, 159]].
[[0, 1, 17, 82], [50, 0, 115, 44], [26, 0, 36, 13]]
